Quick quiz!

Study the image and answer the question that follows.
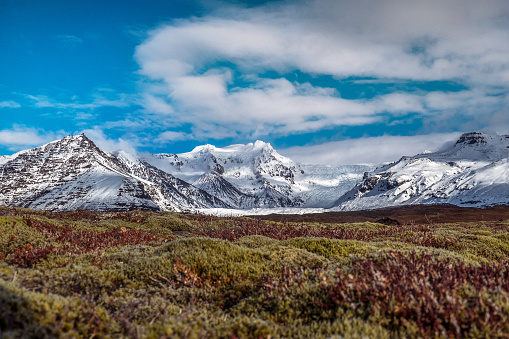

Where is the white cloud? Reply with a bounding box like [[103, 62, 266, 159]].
[[279, 133, 462, 165], [25, 93, 132, 111], [155, 131, 191, 143], [134, 0, 509, 140], [75, 112, 96, 120], [81, 128, 139, 155], [0, 101, 21, 108], [0, 126, 66, 152], [141, 94, 174, 115]]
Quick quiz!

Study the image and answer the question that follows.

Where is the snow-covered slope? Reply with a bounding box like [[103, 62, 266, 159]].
[[145, 141, 371, 209], [0, 135, 229, 212], [332, 132, 509, 211]]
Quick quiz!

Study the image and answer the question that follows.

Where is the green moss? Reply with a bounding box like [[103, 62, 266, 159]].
[[459, 235, 509, 260], [281, 238, 378, 261], [234, 235, 280, 248], [155, 237, 327, 282], [2, 207, 509, 338], [144, 214, 195, 236], [0, 279, 116, 338], [370, 240, 489, 265], [0, 217, 55, 256]]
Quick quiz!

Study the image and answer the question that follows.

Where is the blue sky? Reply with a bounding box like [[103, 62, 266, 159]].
[[1, 0, 509, 164]]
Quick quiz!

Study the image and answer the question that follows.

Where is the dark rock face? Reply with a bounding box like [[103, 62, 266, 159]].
[[356, 173, 399, 194], [213, 163, 225, 175], [456, 132, 487, 145]]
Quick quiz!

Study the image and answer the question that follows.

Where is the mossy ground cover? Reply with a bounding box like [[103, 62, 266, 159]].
[[1, 207, 509, 338]]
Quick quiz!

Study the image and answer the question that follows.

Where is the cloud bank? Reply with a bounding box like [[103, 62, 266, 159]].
[[134, 0, 509, 141]]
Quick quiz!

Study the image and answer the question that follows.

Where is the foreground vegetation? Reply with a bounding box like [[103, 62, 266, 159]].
[[1, 207, 509, 338]]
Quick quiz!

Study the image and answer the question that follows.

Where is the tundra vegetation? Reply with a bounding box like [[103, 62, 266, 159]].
[[1, 207, 509, 338]]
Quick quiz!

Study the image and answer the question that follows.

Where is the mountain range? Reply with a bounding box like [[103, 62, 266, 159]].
[[1, 132, 508, 212], [0, 134, 370, 212]]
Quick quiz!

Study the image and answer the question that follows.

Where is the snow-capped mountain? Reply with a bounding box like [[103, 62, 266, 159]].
[[332, 132, 509, 211], [144, 141, 372, 209], [145, 141, 304, 208], [0, 134, 229, 212]]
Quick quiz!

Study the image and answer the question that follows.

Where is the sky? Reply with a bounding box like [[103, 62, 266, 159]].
[[1, 0, 509, 165]]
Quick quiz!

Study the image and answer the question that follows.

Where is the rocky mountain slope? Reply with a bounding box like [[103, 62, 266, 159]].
[[332, 132, 509, 211], [0, 135, 229, 212], [144, 141, 371, 209]]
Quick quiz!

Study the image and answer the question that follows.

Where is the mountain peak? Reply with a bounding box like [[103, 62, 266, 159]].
[[60, 133, 88, 141], [254, 140, 269, 148], [418, 132, 509, 162], [48, 133, 101, 153], [455, 132, 487, 146]]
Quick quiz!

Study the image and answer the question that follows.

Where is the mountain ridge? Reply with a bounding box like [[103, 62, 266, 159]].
[[0, 134, 369, 212], [144, 140, 371, 209], [332, 132, 509, 211]]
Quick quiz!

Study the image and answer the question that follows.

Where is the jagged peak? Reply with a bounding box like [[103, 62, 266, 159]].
[[254, 140, 270, 148], [453, 132, 509, 146], [186, 140, 275, 156], [58, 133, 89, 141], [400, 131, 509, 163], [47, 133, 100, 151]]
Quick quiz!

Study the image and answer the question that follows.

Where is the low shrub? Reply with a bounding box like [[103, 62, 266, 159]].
[[316, 251, 509, 338]]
